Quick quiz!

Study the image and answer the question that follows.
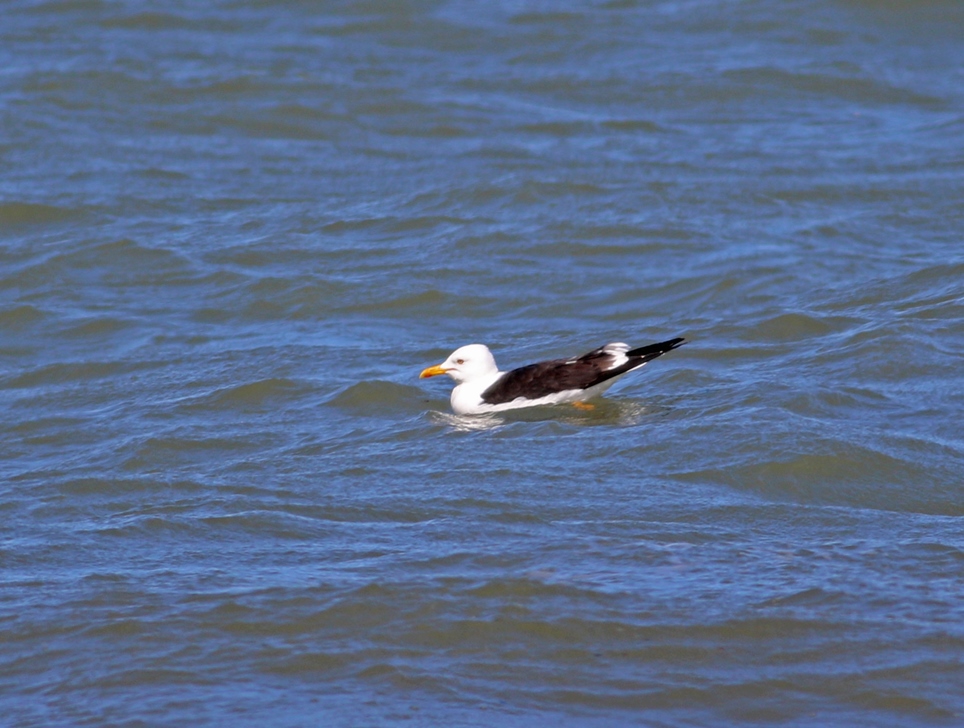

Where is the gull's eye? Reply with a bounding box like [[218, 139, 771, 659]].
[[456, 358, 465, 365]]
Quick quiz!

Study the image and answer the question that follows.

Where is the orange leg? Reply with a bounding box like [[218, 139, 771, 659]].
[[572, 401, 595, 411]]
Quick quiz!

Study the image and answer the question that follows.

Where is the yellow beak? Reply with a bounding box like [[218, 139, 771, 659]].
[[419, 363, 449, 378]]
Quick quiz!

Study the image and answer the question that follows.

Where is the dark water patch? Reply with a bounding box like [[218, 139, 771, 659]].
[[318, 217, 401, 235], [781, 385, 898, 422], [19, 69, 155, 112], [0, 304, 47, 329], [703, 441, 962, 515], [207, 113, 337, 142], [830, 330, 955, 384], [0, 202, 82, 228], [198, 511, 331, 540], [380, 122, 473, 139], [134, 167, 191, 181], [180, 377, 310, 412], [20, 0, 109, 15], [203, 584, 404, 638], [722, 66, 947, 108], [329, 380, 428, 417], [92, 515, 202, 540], [237, 280, 363, 320], [525, 240, 670, 258], [464, 578, 612, 603], [59, 315, 135, 339], [271, 103, 349, 124], [3, 415, 88, 437], [201, 245, 320, 270], [767, 182, 923, 206], [8, 420, 105, 449], [806, 666, 960, 721], [318, 214, 473, 238], [261, 650, 350, 676], [156, 76, 276, 104], [99, 11, 196, 30], [354, 96, 441, 119], [545, 220, 697, 242], [509, 11, 584, 25], [336, 289, 499, 317], [516, 120, 599, 137], [189, 277, 365, 324], [55, 477, 205, 498], [905, 541, 964, 562], [748, 311, 856, 342], [894, 262, 964, 313], [122, 434, 273, 474], [16, 238, 194, 290], [515, 180, 612, 202], [194, 197, 263, 214], [600, 118, 665, 133], [275, 503, 441, 526], [756, 587, 847, 608], [445, 231, 523, 253], [2, 360, 133, 389], [97, 9, 248, 33], [898, 294, 964, 324]]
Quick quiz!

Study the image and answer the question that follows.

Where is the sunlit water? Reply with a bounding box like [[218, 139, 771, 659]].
[[2, 1, 963, 726]]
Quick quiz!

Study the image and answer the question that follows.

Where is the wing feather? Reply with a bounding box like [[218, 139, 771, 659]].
[[480, 337, 685, 405]]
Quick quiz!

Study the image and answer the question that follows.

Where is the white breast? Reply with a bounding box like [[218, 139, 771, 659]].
[[450, 372, 504, 415]]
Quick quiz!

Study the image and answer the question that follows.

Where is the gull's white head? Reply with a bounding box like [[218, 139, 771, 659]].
[[420, 344, 498, 384]]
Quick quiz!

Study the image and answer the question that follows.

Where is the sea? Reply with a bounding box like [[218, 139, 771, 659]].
[[2, 1, 963, 726]]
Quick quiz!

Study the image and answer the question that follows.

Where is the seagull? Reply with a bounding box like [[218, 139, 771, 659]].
[[420, 337, 685, 415]]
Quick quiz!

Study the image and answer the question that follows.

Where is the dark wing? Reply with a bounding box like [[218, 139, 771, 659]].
[[481, 337, 685, 405]]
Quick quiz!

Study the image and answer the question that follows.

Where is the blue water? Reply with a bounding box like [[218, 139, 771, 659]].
[[2, 1, 963, 726]]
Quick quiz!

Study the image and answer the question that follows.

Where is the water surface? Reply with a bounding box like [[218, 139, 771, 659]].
[[2, 1, 963, 726]]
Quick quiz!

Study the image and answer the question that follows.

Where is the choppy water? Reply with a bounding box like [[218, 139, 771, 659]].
[[3, 1, 964, 726]]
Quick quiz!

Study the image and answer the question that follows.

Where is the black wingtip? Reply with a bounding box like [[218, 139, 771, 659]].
[[626, 337, 686, 359]]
